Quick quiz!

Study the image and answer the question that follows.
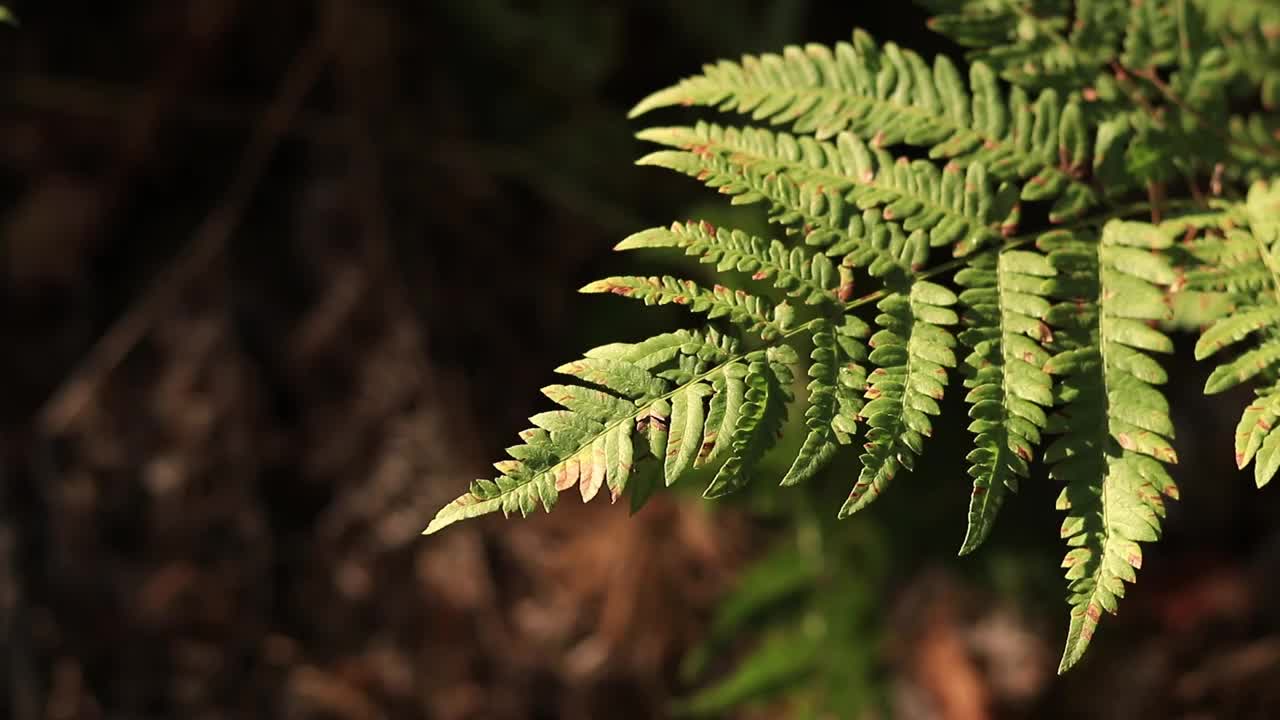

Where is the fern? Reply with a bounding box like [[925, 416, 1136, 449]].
[[631, 30, 1098, 222], [955, 248, 1056, 554], [918, 0, 1128, 91], [1196, 180, 1280, 487], [1199, 0, 1280, 108], [426, 4, 1280, 687], [843, 282, 959, 515], [1041, 222, 1180, 671]]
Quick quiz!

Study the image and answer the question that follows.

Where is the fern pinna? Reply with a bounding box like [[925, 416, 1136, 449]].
[[428, 0, 1280, 680]]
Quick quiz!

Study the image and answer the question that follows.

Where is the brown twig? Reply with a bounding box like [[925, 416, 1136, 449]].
[[1148, 181, 1165, 223], [37, 16, 336, 434]]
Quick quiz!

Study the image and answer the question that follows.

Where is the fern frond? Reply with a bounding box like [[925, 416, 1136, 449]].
[[1228, 114, 1280, 181], [1195, 180, 1280, 485], [1121, 0, 1182, 69], [580, 274, 792, 340], [1197, 0, 1280, 108], [705, 348, 795, 498], [630, 31, 1098, 221], [636, 123, 1016, 257], [427, 9, 1280, 683], [1237, 384, 1280, 488], [618, 221, 841, 305], [841, 281, 959, 516], [919, 0, 1127, 90], [782, 319, 869, 486], [1040, 222, 1179, 673], [954, 248, 1057, 554], [425, 329, 751, 534]]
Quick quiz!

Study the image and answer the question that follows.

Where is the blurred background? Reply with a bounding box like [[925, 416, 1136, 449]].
[[0, 1, 1278, 718]]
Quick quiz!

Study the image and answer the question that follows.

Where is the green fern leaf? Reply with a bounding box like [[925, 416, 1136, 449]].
[[1198, 181, 1280, 393], [630, 31, 1097, 221], [665, 382, 713, 485], [1198, 0, 1280, 109], [426, 329, 749, 534], [554, 357, 667, 400], [618, 221, 841, 305], [1040, 222, 1179, 673], [705, 351, 793, 498], [1121, 0, 1182, 69], [782, 320, 865, 486], [920, 0, 1128, 90], [1194, 307, 1280, 360], [1179, 221, 1273, 293], [1229, 114, 1280, 181], [580, 275, 791, 340], [955, 248, 1057, 554], [841, 281, 959, 516], [425, 473, 558, 536], [1192, 181, 1280, 486], [1235, 385, 1280, 483], [636, 123, 1015, 257], [698, 363, 747, 469]]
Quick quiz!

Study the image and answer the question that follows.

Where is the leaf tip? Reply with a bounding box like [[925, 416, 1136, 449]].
[[423, 514, 452, 536]]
